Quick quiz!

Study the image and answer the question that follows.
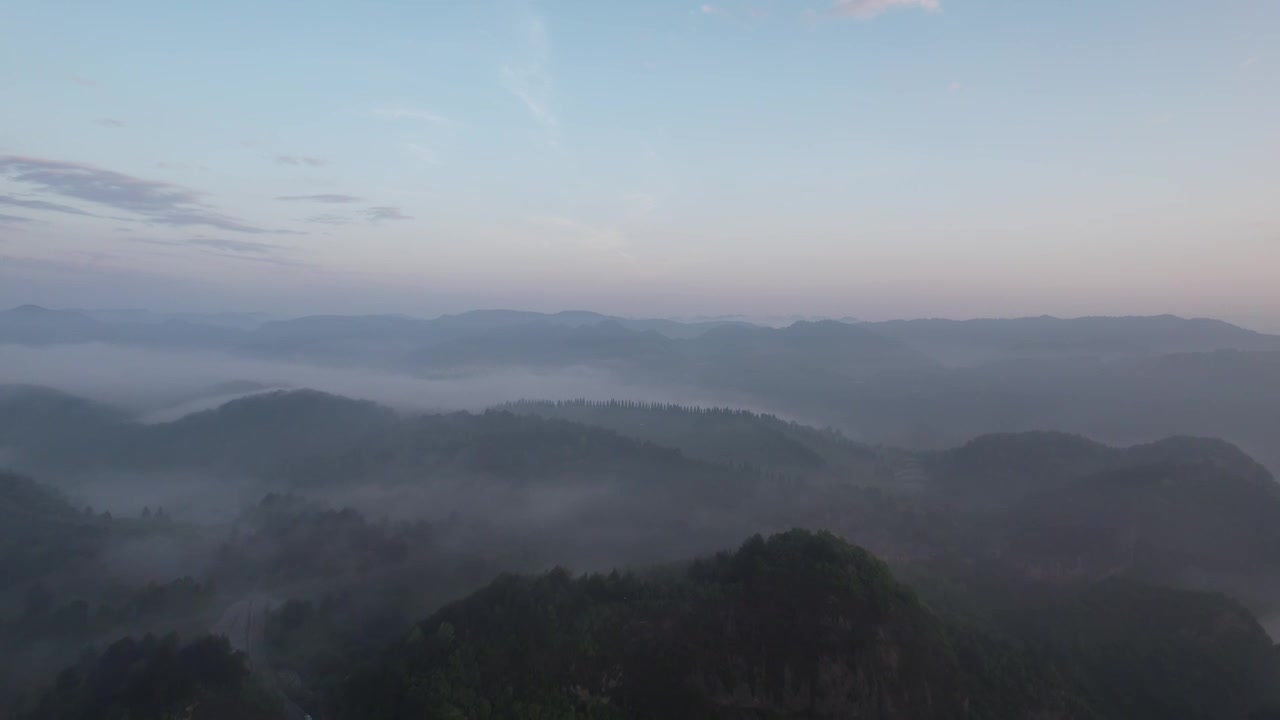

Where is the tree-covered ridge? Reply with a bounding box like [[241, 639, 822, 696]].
[[0, 385, 127, 446], [903, 566, 1280, 720], [0, 471, 107, 587], [0, 471, 224, 711], [8, 387, 1280, 607], [20, 634, 282, 720], [0, 388, 761, 496], [0, 469, 79, 520], [502, 398, 882, 479], [332, 530, 1280, 719], [989, 461, 1280, 606], [6, 308, 1280, 471], [7, 387, 1280, 718], [925, 430, 1276, 507], [338, 530, 976, 720]]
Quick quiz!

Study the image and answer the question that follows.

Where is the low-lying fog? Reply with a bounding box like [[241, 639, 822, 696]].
[[0, 343, 789, 531], [0, 343, 709, 419]]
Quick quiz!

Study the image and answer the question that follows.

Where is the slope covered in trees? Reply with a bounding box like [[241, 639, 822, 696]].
[[6, 388, 1280, 608], [5, 386, 1280, 718], [339, 531, 983, 719], [503, 399, 883, 480], [334, 531, 1280, 719], [21, 634, 282, 720]]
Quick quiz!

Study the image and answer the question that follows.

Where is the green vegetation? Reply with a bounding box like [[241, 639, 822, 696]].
[[21, 634, 282, 720], [906, 567, 1280, 720], [6, 387, 1280, 719], [334, 531, 1280, 719], [0, 470, 105, 587], [337, 531, 973, 719], [503, 399, 883, 480]]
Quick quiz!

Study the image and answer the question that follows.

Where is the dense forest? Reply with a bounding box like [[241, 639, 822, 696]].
[[335, 531, 1280, 720], [3, 378, 1280, 717]]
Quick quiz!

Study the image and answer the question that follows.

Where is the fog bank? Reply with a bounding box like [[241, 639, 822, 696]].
[[0, 343, 706, 418]]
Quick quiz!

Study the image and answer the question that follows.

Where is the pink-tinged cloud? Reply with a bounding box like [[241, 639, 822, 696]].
[[833, 0, 940, 19]]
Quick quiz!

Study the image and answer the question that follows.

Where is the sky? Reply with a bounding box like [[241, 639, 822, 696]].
[[1, 0, 1277, 326]]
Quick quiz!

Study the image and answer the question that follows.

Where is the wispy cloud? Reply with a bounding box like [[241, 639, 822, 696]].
[[366, 206, 412, 222], [145, 210, 273, 234], [186, 237, 281, 254], [204, 252, 306, 266], [502, 16, 558, 129], [305, 214, 352, 225], [97, 118, 126, 128], [71, 76, 96, 88], [277, 194, 363, 204], [406, 143, 439, 165], [0, 155, 276, 234], [0, 214, 34, 224], [275, 154, 326, 167], [131, 236, 304, 266], [0, 193, 99, 218], [373, 106, 453, 125], [833, 0, 940, 19]]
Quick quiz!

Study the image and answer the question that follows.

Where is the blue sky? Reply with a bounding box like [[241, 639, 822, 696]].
[[1, 0, 1277, 325]]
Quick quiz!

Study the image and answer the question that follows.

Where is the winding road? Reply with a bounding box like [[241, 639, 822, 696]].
[[211, 596, 311, 720]]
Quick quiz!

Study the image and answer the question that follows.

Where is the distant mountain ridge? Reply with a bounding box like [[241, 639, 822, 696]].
[[861, 314, 1280, 364], [6, 304, 1278, 365]]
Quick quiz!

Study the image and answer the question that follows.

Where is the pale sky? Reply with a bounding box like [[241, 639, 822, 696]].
[[1, 0, 1277, 326]]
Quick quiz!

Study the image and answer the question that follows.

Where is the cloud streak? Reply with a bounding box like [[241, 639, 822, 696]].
[[0, 214, 34, 224], [276, 194, 363, 204], [97, 118, 126, 128], [305, 214, 353, 225], [407, 143, 439, 164], [0, 193, 99, 218], [373, 106, 452, 125], [186, 237, 281, 254], [502, 16, 558, 129], [275, 154, 326, 167], [131, 236, 303, 266], [365, 206, 412, 222], [0, 156, 277, 234], [833, 0, 940, 19]]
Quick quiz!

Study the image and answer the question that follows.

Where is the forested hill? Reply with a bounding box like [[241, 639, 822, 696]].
[[0, 471, 106, 586], [501, 399, 882, 479], [338, 531, 982, 719], [926, 430, 1277, 507], [7, 386, 1280, 610], [335, 530, 1280, 720], [20, 634, 282, 720], [6, 385, 1280, 717]]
